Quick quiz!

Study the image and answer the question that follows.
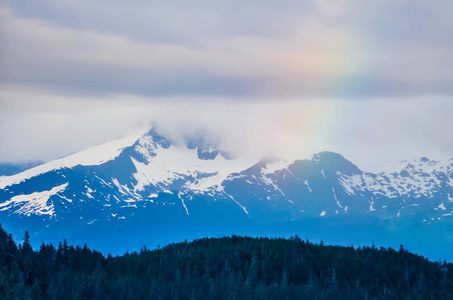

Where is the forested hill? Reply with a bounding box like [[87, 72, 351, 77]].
[[1, 226, 452, 300]]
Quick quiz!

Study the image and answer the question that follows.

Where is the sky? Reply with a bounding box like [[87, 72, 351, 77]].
[[0, 0, 452, 171]]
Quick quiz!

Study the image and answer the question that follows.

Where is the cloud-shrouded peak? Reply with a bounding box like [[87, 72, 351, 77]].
[[309, 151, 362, 176], [0, 1, 452, 172]]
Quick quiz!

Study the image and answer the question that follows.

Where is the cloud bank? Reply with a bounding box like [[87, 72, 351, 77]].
[[1, 1, 452, 98], [1, 87, 451, 171], [0, 0, 452, 170]]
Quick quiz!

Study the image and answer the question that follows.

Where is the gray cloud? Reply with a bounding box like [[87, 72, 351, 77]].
[[0, 85, 452, 171], [1, 1, 452, 98], [0, 1, 452, 168], [7, 0, 311, 44]]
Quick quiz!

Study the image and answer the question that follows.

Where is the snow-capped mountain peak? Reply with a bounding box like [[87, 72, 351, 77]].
[[0, 129, 452, 260], [130, 131, 257, 193], [0, 134, 141, 189]]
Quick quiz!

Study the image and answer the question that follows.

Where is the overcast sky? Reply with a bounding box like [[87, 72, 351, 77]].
[[0, 0, 452, 171]]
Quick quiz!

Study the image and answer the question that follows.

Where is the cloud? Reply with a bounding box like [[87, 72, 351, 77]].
[[1, 85, 452, 171], [1, 1, 452, 98], [0, 1, 452, 168]]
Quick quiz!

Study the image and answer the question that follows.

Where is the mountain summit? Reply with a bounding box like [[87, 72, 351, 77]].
[[1, 129, 452, 260]]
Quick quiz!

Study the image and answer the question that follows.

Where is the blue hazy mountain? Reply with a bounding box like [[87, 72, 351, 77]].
[[0, 161, 43, 176], [0, 128, 452, 260]]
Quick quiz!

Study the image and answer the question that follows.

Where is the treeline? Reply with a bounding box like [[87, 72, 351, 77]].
[[0, 225, 452, 299]]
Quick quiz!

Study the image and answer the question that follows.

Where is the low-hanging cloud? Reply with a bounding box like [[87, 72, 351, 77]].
[[0, 1, 452, 170], [1, 85, 452, 171]]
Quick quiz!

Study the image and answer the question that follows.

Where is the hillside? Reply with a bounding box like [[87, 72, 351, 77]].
[[1, 129, 453, 260], [1, 226, 452, 300]]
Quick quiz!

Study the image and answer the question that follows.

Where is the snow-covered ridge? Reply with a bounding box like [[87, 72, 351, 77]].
[[339, 157, 453, 199], [375, 157, 449, 175], [0, 183, 68, 216], [0, 134, 141, 189], [131, 134, 257, 193]]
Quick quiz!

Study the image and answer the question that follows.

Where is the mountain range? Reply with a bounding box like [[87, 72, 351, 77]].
[[1, 128, 452, 260]]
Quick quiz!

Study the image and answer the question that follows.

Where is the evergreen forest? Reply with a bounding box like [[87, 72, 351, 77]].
[[0, 224, 452, 299]]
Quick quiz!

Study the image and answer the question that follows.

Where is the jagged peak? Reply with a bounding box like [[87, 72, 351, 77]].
[[185, 135, 222, 161], [376, 156, 446, 175], [420, 157, 430, 163], [311, 151, 348, 162], [310, 151, 362, 176], [139, 128, 172, 148], [158, 129, 234, 161]]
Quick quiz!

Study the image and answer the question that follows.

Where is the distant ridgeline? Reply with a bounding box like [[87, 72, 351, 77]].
[[1, 226, 452, 300], [0, 162, 43, 176], [1, 129, 453, 262]]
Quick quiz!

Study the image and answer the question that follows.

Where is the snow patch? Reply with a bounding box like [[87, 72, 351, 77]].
[[304, 180, 312, 193], [261, 160, 290, 175], [332, 187, 342, 208], [261, 176, 287, 197], [0, 183, 68, 216], [58, 195, 73, 203], [369, 198, 376, 212], [178, 192, 190, 215], [226, 194, 249, 215], [112, 178, 136, 198]]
